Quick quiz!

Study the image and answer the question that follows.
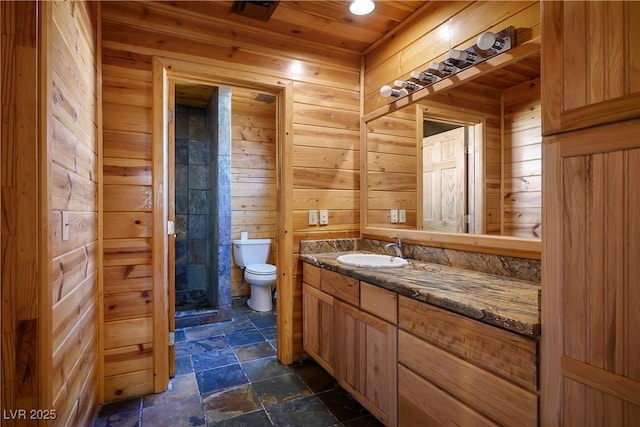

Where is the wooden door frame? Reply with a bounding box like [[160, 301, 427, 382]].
[[151, 57, 294, 390]]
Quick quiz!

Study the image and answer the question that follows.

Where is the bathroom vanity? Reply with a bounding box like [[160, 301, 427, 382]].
[[300, 244, 540, 427]]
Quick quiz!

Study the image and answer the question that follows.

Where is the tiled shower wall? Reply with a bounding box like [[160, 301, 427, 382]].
[[174, 88, 232, 320], [175, 105, 211, 310]]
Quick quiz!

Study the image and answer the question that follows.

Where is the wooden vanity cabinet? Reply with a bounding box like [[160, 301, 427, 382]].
[[398, 296, 539, 427], [302, 264, 397, 426], [335, 283, 397, 427]]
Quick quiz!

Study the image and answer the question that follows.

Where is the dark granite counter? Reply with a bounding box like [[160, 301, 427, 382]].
[[300, 251, 541, 338]]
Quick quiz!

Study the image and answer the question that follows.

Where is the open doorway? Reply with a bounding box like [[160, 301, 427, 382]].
[[171, 82, 278, 323]]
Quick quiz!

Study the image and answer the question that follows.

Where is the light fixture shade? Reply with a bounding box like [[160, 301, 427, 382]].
[[349, 0, 375, 16]]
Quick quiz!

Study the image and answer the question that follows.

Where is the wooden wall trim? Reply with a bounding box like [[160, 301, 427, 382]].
[[96, 1, 104, 404], [151, 58, 169, 392], [277, 82, 295, 365], [39, 0, 53, 411], [540, 136, 562, 425], [362, 229, 542, 260]]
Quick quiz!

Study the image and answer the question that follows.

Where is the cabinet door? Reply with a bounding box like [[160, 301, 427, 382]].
[[542, 122, 640, 425], [542, 1, 640, 134], [302, 283, 335, 375], [335, 301, 397, 427]]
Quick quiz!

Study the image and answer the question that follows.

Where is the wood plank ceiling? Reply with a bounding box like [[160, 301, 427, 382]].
[[174, 1, 425, 106], [172, 1, 540, 105]]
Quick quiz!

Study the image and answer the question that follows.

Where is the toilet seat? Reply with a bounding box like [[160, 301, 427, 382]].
[[246, 263, 276, 276]]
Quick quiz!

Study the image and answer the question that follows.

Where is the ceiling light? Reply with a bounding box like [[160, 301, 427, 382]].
[[349, 0, 375, 16]]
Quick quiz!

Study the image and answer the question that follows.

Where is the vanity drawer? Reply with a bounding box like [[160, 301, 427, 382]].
[[303, 262, 321, 289], [398, 296, 537, 392], [360, 282, 397, 325], [399, 329, 537, 427], [321, 269, 359, 306], [398, 364, 497, 427]]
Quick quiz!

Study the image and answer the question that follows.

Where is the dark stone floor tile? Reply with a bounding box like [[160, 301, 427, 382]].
[[196, 363, 248, 395], [143, 373, 199, 408], [97, 397, 142, 418], [291, 359, 337, 394], [268, 395, 338, 427], [141, 395, 205, 427], [175, 336, 229, 358], [209, 409, 273, 427], [184, 323, 224, 341], [175, 329, 187, 343], [191, 348, 238, 372], [252, 373, 312, 408], [248, 313, 276, 329], [342, 414, 385, 427], [233, 341, 276, 362], [175, 356, 194, 376], [226, 329, 265, 348], [93, 410, 140, 427], [202, 384, 262, 424], [220, 319, 256, 334], [317, 388, 369, 423], [241, 356, 294, 382], [259, 326, 277, 341]]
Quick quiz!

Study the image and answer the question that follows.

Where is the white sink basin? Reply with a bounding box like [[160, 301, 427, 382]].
[[336, 253, 408, 268]]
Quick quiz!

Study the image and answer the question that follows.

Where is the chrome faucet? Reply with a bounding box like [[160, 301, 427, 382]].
[[384, 236, 404, 258]]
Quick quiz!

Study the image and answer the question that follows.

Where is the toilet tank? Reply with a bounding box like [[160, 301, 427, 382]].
[[232, 238, 271, 267]]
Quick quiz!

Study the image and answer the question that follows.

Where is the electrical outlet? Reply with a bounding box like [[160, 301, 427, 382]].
[[399, 209, 406, 223], [308, 209, 318, 225], [319, 209, 329, 225], [390, 209, 399, 223]]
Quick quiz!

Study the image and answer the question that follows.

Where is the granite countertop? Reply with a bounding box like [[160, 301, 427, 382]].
[[300, 251, 541, 338]]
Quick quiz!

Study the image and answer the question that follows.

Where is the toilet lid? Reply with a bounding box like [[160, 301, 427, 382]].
[[246, 263, 276, 275]]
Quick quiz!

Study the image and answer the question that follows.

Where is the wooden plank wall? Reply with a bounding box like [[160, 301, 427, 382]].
[[1, 1, 40, 422], [502, 78, 542, 238], [48, 1, 100, 424], [100, 1, 361, 399], [366, 107, 418, 228], [230, 88, 277, 296]]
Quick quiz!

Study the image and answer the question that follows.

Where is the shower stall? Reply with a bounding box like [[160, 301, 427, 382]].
[[174, 86, 232, 326]]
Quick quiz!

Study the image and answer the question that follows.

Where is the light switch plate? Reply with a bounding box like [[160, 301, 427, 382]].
[[308, 210, 318, 225], [399, 209, 406, 223], [390, 209, 399, 223], [319, 209, 329, 225]]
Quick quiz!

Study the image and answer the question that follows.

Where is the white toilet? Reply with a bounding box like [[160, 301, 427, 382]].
[[232, 237, 276, 312]]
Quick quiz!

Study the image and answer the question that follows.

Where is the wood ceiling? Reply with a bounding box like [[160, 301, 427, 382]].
[[171, 1, 540, 106], [165, 1, 426, 54], [174, 1, 426, 107]]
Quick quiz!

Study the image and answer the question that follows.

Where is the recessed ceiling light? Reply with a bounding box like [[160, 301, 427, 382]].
[[349, 0, 375, 16]]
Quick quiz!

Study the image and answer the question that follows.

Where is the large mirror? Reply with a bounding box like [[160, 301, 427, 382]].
[[364, 50, 542, 248]]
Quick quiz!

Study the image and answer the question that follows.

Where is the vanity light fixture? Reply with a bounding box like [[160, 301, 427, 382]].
[[410, 70, 438, 83], [394, 80, 422, 91], [448, 49, 478, 64], [477, 31, 506, 51], [382, 26, 513, 105], [349, 0, 375, 16], [380, 85, 408, 99], [431, 62, 457, 74]]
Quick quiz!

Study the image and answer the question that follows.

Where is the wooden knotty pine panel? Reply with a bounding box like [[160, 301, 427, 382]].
[[47, 1, 100, 425]]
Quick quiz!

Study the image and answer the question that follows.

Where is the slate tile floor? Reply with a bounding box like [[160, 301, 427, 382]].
[[94, 297, 384, 427]]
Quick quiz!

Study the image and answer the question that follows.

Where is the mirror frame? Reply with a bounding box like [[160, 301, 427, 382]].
[[361, 37, 542, 259]]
